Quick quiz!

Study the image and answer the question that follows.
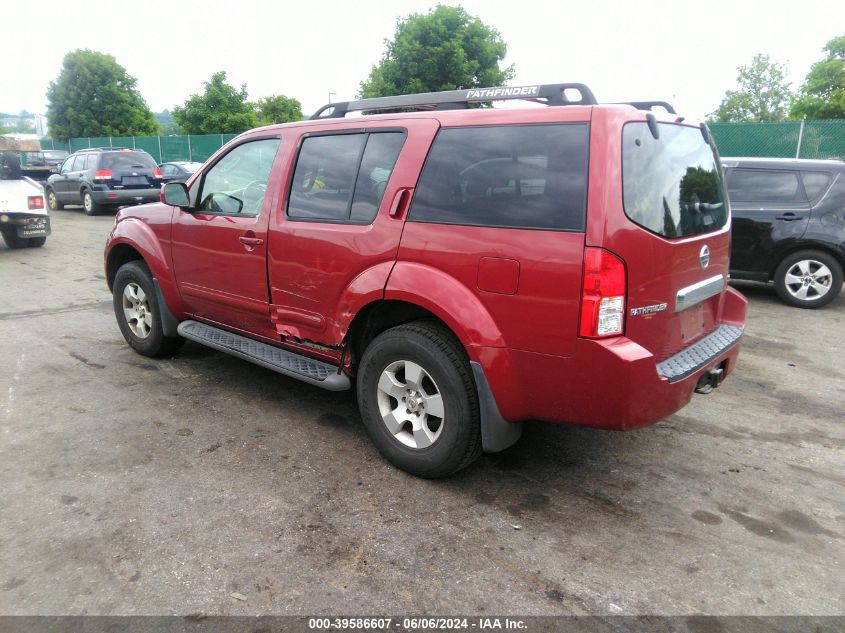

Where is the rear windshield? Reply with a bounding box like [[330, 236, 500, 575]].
[[622, 122, 728, 238], [101, 151, 158, 171]]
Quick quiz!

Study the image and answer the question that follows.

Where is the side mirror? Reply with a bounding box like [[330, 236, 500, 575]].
[[162, 182, 190, 207]]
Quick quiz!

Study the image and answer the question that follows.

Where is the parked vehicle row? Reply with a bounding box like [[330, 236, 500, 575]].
[[104, 83, 748, 477]]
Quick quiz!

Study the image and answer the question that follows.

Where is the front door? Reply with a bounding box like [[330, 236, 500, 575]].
[[171, 137, 282, 337], [726, 167, 811, 274]]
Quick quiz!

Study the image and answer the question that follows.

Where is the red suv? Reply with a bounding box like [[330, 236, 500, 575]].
[[104, 83, 746, 477]]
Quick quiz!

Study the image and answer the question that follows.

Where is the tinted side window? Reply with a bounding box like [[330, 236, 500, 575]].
[[288, 132, 405, 223], [351, 133, 406, 222], [198, 138, 280, 216], [802, 172, 832, 201], [728, 169, 802, 202], [409, 124, 589, 231]]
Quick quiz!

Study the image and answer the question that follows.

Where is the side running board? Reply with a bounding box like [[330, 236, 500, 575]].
[[177, 320, 350, 391]]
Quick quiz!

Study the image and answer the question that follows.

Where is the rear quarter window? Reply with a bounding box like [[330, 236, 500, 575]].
[[408, 123, 589, 231], [801, 171, 832, 202], [622, 122, 728, 238]]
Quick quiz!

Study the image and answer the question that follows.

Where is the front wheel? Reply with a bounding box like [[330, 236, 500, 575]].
[[356, 321, 481, 478], [774, 250, 843, 308], [113, 261, 185, 357], [82, 190, 100, 216]]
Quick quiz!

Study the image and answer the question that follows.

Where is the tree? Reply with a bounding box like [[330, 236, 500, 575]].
[[46, 49, 158, 140], [359, 4, 514, 99], [709, 54, 793, 122], [173, 72, 257, 135], [791, 35, 845, 119], [255, 94, 303, 125], [154, 110, 180, 135]]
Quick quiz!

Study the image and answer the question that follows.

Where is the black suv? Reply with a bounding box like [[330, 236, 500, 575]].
[[723, 157, 845, 308], [45, 148, 162, 215]]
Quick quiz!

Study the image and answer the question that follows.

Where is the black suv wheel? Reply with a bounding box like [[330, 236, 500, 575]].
[[82, 190, 100, 216], [774, 250, 844, 308]]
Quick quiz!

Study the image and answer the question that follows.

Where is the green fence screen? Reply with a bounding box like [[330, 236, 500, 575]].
[[39, 134, 239, 163], [707, 120, 845, 160], [38, 120, 845, 162]]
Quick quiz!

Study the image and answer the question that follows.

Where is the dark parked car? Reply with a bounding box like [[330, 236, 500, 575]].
[[158, 161, 202, 183], [45, 148, 163, 215], [723, 157, 845, 308]]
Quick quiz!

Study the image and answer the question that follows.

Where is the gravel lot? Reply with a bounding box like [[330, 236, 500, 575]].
[[1, 210, 843, 616]]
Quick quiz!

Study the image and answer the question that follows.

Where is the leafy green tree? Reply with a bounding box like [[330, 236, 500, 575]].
[[255, 94, 303, 125], [46, 49, 158, 140], [154, 110, 180, 135], [791, 35, 845, 119], [709, 54, 793, 122], [359, 4, 514, 98], [173, 72, 257, 134]]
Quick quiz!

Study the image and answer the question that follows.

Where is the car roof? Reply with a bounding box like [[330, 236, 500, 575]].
[[721, 156, 845, 171]]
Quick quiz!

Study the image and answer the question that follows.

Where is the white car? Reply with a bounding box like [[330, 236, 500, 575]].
[[0, 152, 50, 248]]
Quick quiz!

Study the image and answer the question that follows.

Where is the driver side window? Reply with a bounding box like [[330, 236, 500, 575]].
[[198, 138, 280, 216]]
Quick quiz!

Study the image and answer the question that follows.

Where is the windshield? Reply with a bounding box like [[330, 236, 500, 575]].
[[622, 122, 728, 238], [43, 150, 68, 160]]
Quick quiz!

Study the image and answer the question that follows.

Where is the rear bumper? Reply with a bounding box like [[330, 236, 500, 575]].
[[91, 188, 160, 206], [475, 287, 748, 430], [0, 213, 51, 238]]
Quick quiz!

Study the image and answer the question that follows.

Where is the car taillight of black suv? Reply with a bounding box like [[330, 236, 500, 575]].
[[45, 148, 163, 216]]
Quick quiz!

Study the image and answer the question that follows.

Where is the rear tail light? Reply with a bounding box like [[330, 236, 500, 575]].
[[579, 247, 627, 338], [153, 168, 163, 178], [27, 196, 44, 210], [94, 169, 113, 180]]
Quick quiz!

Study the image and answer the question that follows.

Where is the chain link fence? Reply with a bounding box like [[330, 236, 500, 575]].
[[38, 119, 845, 163], [39, 134, 239, 163], [708, 119, 845, 160]]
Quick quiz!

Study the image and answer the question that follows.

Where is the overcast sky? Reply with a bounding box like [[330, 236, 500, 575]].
[[3, 0, 844, 122]]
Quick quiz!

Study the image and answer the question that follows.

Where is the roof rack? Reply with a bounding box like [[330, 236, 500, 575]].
[[310, 83, 598, 119], [75, 147, 133, 152], [616, 101, 677, 114]]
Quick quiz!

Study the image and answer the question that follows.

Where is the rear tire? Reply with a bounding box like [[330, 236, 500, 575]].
[[113, 261, 185, 357], [46, 188, 64, 210], [1, 229, 28, 249], [774, 250, 843, 308], [356, 321, 481, 478], [82, 190, 100, 216]]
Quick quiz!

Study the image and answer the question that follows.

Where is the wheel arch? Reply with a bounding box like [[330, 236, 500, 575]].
[[768, 242, 845, 280]]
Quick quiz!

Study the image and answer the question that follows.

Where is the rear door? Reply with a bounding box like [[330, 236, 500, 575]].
[[101, 151, 161, 191], [726, 167, 810, 274], [268, 118, 439, 344], [592, 110, 733, 361]]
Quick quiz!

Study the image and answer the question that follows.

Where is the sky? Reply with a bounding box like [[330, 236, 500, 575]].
[[3, 0, 844, 122]]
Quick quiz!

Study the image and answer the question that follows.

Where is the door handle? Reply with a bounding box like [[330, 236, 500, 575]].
[[239, 236, 264, 247], [389, 187, 414, 218], [776, 213, 803, 221]]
